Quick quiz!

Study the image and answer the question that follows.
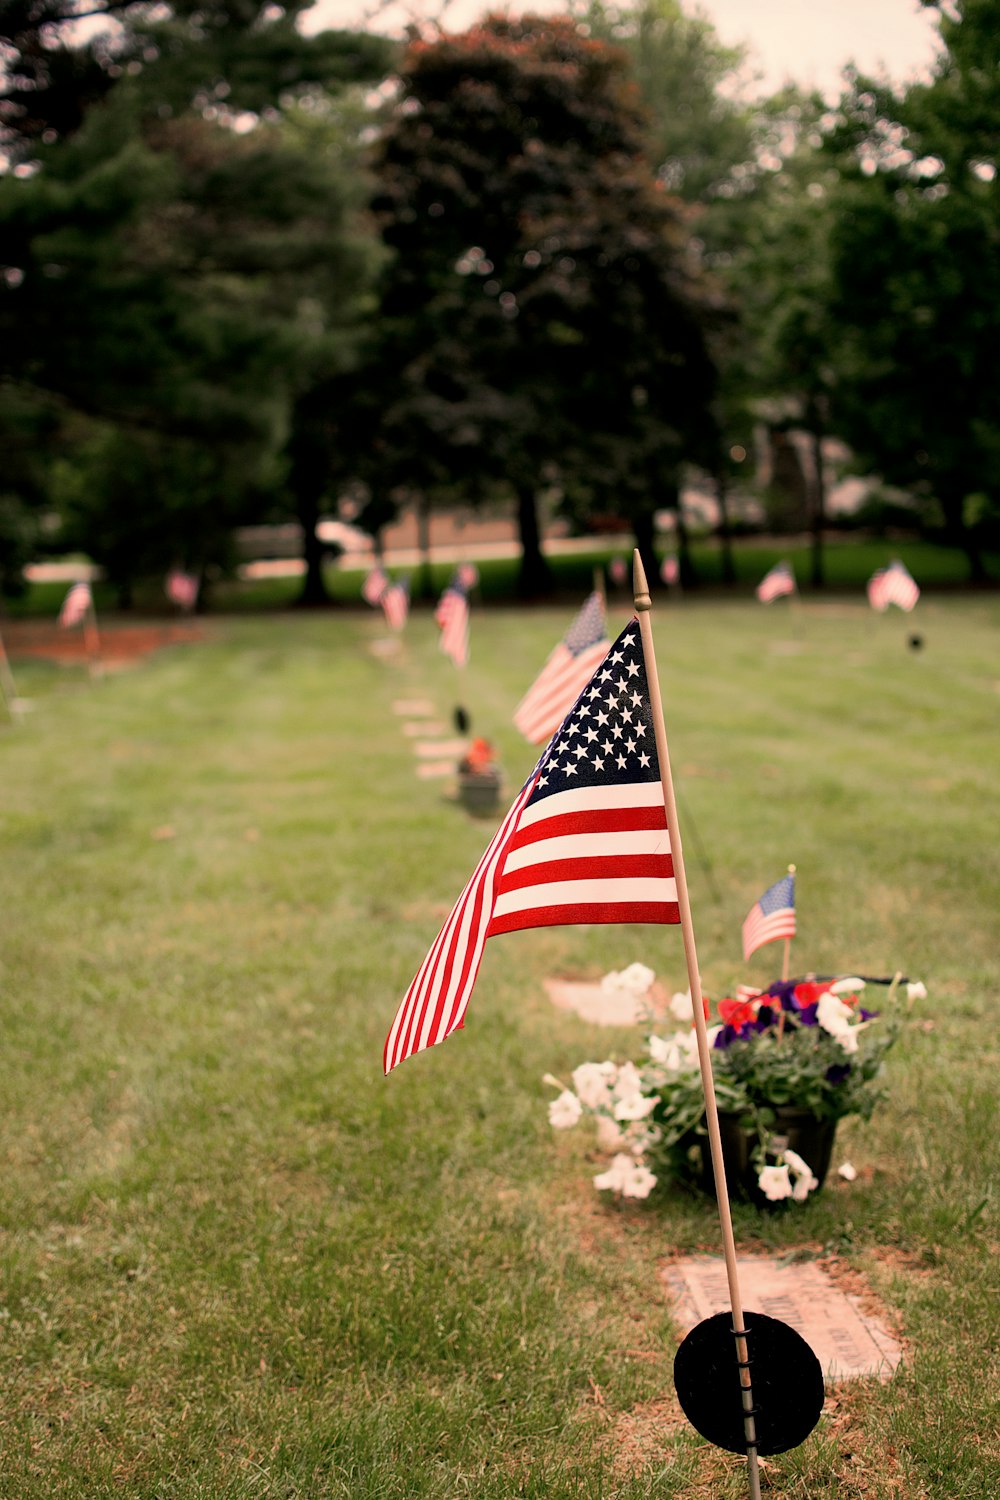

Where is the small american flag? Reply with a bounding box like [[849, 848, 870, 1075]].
[[165, 569, 199, 612], [381, 576, 409, 632], [455, 562, 479, 591], [742, 872, 796, 962], [868, 561, 919, 613], [362, 567, 389, 606], [661, 556, 679, 587], [435, 572, 471, 667], [58, 581, 92, 628], [756, 561, 796, 603], [609, 556, 628, 587], [513, 592, 610, 744], [384, 619, 679, 1072]]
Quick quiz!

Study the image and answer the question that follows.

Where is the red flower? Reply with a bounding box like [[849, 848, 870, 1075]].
[[718, 997, 758, 1030], [791, 981, 832, 1009]]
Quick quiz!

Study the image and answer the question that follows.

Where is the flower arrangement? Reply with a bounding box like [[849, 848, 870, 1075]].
[[547, 971, 921, 1205]]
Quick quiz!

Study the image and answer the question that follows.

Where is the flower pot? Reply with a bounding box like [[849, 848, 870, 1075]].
[[457, 769, 502, 815], [699, 1109, 838, 1207]]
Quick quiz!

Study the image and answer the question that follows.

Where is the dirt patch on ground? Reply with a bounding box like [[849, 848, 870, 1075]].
[[4, 619, 205, 665]]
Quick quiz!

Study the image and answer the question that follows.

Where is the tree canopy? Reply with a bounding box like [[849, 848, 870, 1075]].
[[362, 10, 720, 594]]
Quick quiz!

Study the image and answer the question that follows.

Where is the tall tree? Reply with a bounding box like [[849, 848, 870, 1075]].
[[366, 11, 718, 595], [819, 0, 999, 577], [0, 1, 392, 599]]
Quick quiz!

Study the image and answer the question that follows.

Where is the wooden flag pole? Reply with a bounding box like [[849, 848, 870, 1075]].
[[592, 564, 606, 609], [633, 549, 762, 1500]]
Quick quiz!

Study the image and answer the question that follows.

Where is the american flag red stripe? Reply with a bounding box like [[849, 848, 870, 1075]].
[[384, 619, 680, 1072]]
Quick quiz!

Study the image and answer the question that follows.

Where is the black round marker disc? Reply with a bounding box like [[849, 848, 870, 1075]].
[[673, 1310, 824, 1456]]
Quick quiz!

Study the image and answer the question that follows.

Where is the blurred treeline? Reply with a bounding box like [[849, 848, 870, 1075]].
[[1, 0, 997, 604]]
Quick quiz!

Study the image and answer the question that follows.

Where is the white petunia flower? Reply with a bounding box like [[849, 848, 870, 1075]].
[[614, 1092, 659, 1122], [838, 1161, 858, 1181], [907, 980, 927, 1001], [758, 1164, 794, 1201], [817, 991, 864, 1051], [600, 962, 655, 997], [831, 976, 865, 996], [611, 1061, 658, 1121], [593, 1153, 657, 1199], [647, 1030, 699, 1072], [620, 1161, 657, 1199], [572, 1061, 617, 1109], [593, 1153, 632, 1193], [669, 989, 694, 1021], [783, 1149, 819, 1200], [548, 1090, 583, 1130]]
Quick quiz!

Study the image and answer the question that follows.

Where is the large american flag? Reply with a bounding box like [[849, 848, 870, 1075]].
[[868, 561, 919, 613], [435, 571, 470, 667], [513, 592, 609, 744], [384, 619, 679, 1072], [58, 580, 92, 628], [741, 872, 796, 961], [756, 560, 796, 603]]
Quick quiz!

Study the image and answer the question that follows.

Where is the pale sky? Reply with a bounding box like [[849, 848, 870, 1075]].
[[306, 0, 943, 100]]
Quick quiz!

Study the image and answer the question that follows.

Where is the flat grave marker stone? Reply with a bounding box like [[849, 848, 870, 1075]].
[[402, 721, 447, 737], [662, 1256, 903, 1382], [416, 761, 455, 780], [413, 739, 468, 759], [392, 699, 437, 716], [544, 977, 668, 1026]]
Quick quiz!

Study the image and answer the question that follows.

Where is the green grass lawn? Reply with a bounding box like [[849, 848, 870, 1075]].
[[1, 596, 997, 1497]]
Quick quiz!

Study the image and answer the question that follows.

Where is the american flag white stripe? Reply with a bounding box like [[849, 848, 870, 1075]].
[[502, 825, 667, 872]]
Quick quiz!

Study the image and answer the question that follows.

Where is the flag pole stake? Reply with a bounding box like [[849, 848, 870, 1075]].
[[633, 549, 762, 1500]]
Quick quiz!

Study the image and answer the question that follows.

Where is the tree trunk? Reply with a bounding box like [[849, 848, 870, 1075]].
[[631, 508, 658, 593], [297, 498, 329, 607], [939, 485, 986, 582], [415, 493, 435, 600], [809, 427, 826, 589], [515, 484, 552, 597], [715, 469, 736, 585], [287, 399, 331, 606], [659, 478, 697, 589]]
